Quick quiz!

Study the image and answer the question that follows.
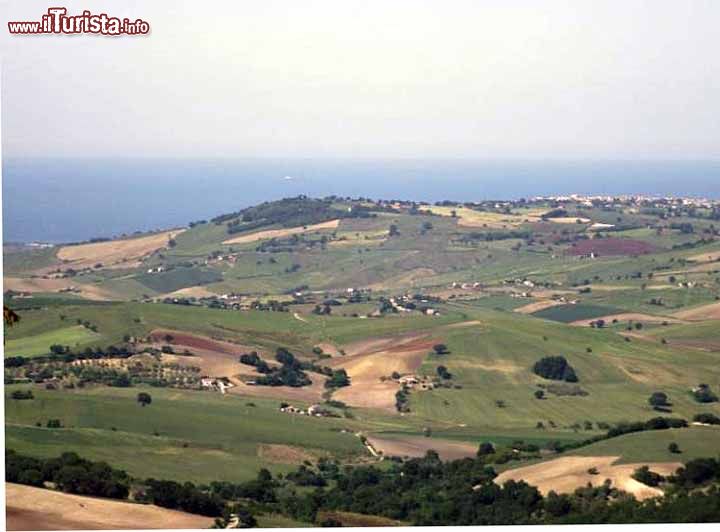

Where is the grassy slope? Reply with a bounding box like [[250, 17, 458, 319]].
[[4, 301, 466, 357], [4, 385, 365, 483], [569, 426, 720, 463], [532, 303, 624, 323], [3, 246, 58, 274], [5, 202, 720, 486], [4, 325, 101, 357], [410, 305, 720, 430]]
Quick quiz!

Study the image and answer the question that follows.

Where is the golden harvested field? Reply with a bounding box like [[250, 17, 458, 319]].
[[222, 219, 340, 245], [231, 373, 329, 403], [5, 483, 213, 530], [257, 443, 320, 465], [3, 276, 118, 301], [57, 229, 185, 270], [418, 206, 541, 228], [151, 328, 259, 377], [545, 216, 591, 224], [514, 300, 566, 314], [366, 435, 477, 461], [495, 456, 681, 501], [164, 285, 218, 298], [671, 301, 720, 321], [687, 251, 720, 263], [570, 313, 686, 327], [315, 342, 343, 357], [328, 334, 435, 410], [367, 268, 437, 290]]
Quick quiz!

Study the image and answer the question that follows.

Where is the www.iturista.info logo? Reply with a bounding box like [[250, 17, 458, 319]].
[[8, 7, 150, 35]]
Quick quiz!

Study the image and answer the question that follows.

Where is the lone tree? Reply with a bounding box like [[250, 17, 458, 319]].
[[534, 389, 545, 400], [693, 384, 719, 404], [648, 391, 671, 409], [137, 392, 152, 407], [477, 442, 495, 456], [436, 365, 452, 380], [668, 442, 681, 454], [432, 344, 450, 355]]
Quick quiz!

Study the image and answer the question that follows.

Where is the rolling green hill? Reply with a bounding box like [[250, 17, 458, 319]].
[[5, 195, 720, 523]]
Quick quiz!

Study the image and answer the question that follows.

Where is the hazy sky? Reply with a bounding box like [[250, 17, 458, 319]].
[[2, 0, 719, 159]]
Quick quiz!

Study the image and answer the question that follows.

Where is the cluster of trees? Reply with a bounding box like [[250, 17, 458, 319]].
[[6, 450, 259, 519], [532, 356, 578, 383], [242, 348, 349, 390], [8, 444, 720, 525], [285, 465, 327, 487], [251, 348, 312, 388], [7, 344, 135, 368], [324, 369, 350, 389], [6, 451, 129, 499], [239, 351, 272, 374], [221, 196, 375, 235], [249, 300, 289, 312], [6, 342, 203, 390], [395, 388, 410, 413], [694, 412, 720, 425], [632, 465, 665, 487], [255, 234, 330, 253], [140, 479, 224, 516], [10, 389, 33, 400], [454, 230, 533, 244], [277, 451, 720, 525]]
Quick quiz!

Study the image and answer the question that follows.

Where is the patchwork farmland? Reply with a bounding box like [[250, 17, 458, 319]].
[[5, 195, 720, 527]]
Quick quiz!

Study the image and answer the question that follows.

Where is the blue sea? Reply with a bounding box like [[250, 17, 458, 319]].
[[3, 158, 720, 244]]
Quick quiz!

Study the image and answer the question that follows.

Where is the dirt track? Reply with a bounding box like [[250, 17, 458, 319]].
[[495, 456, 681, 501], [5, 483, 212, 530]]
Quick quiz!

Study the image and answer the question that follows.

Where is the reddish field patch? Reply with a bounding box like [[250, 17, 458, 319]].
[[149, 329, 329, 403], [149, 329, 241, 355], [565, 238, 658, 257]]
